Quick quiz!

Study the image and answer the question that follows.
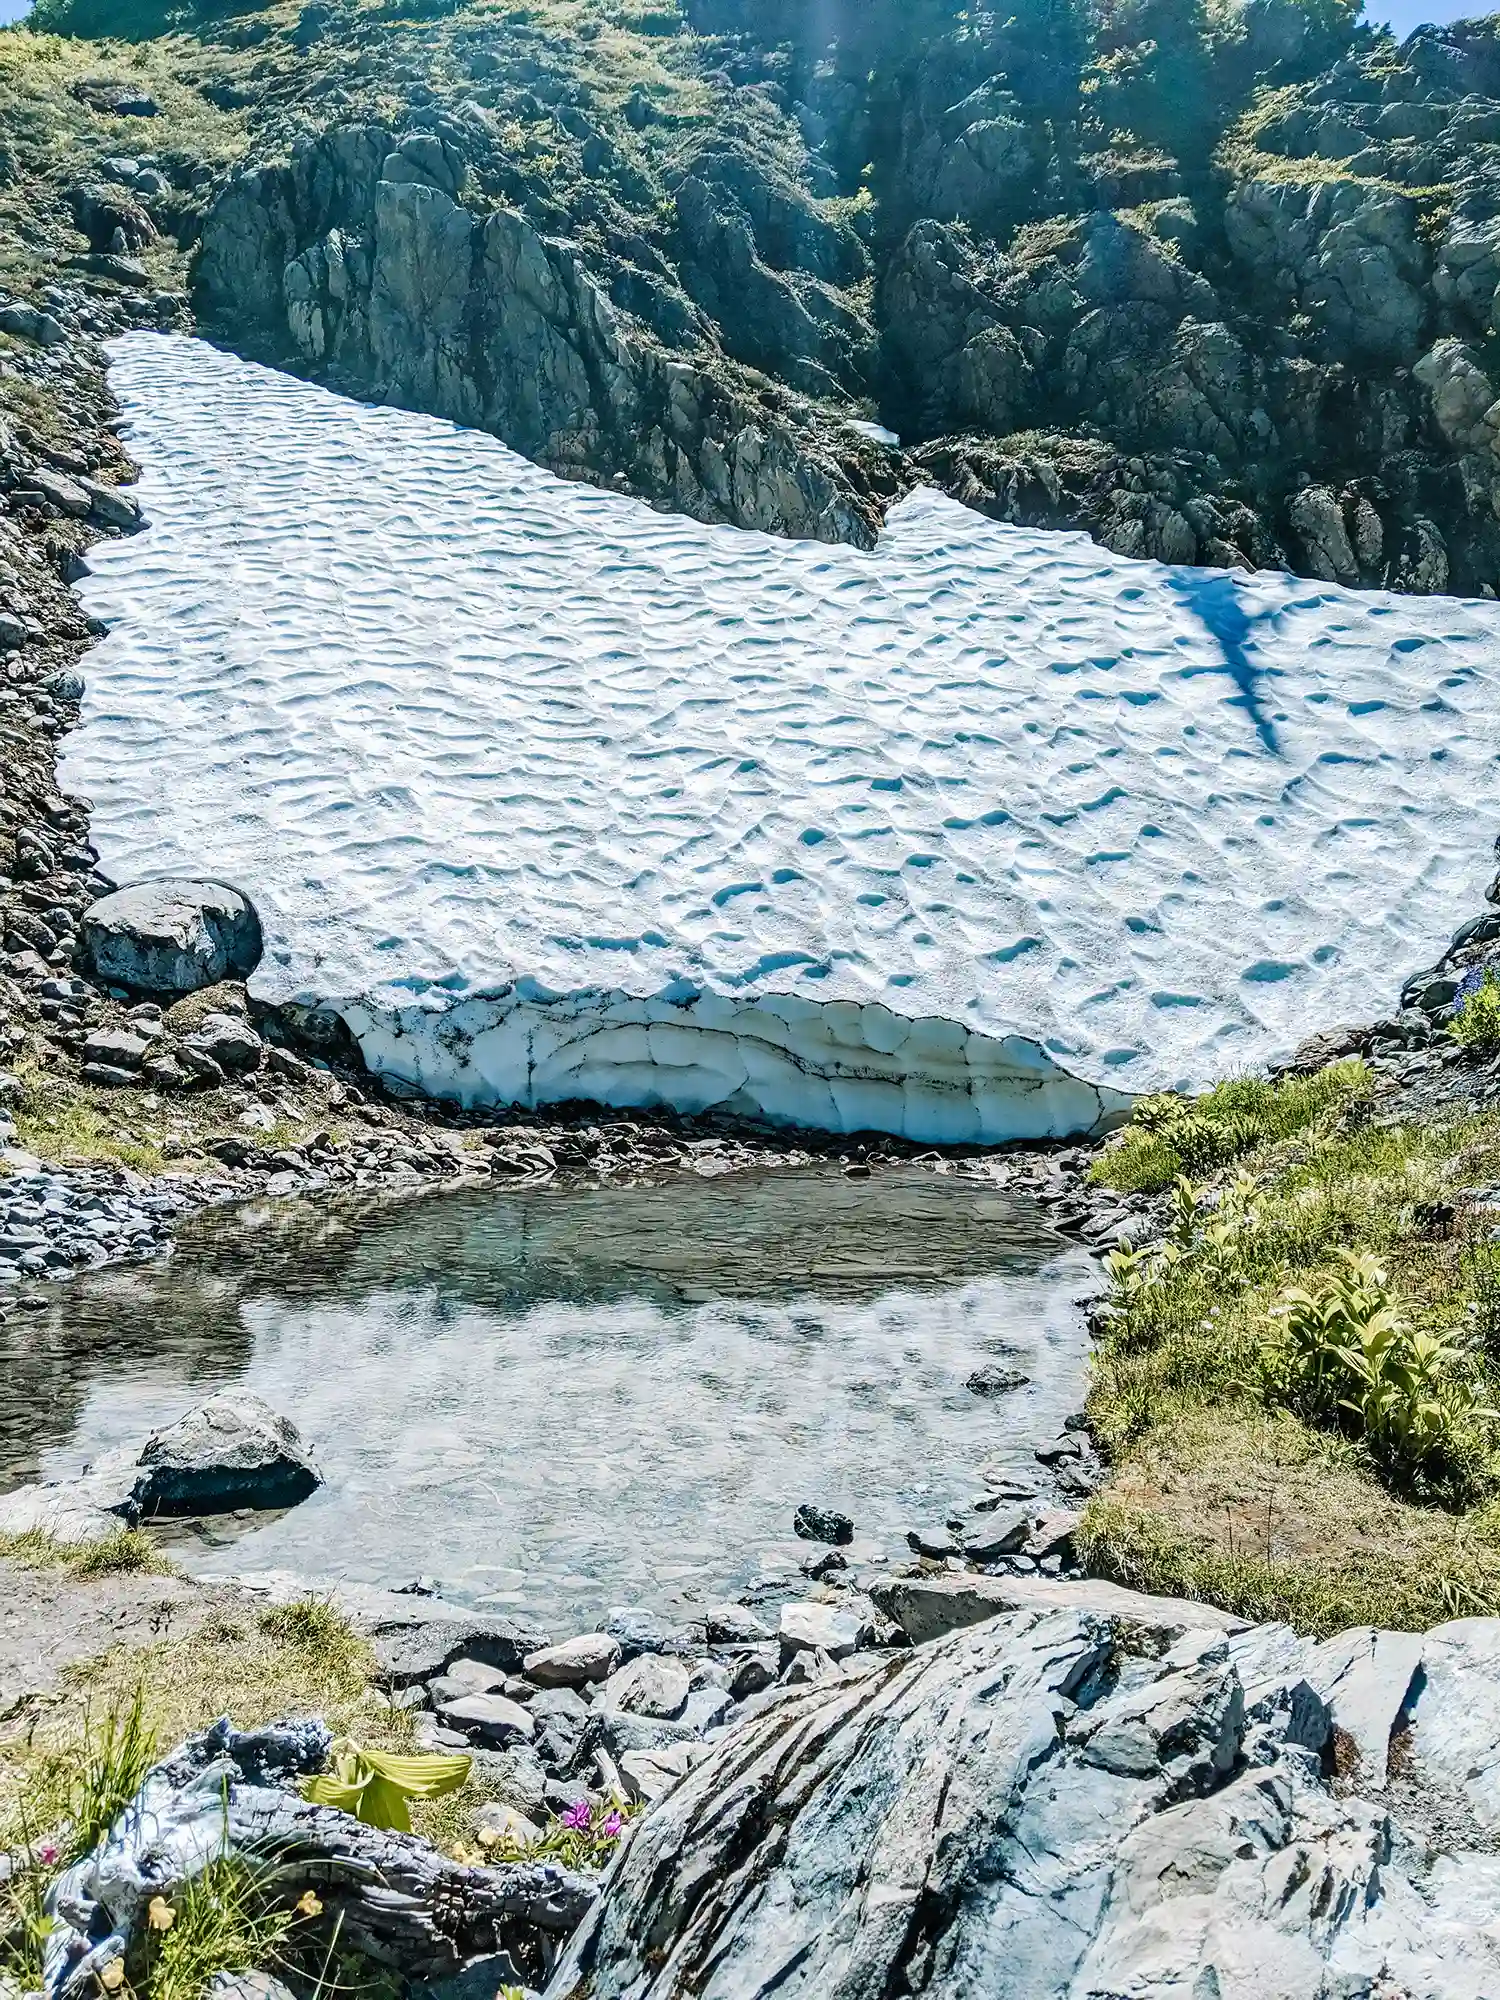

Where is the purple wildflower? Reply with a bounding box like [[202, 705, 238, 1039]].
[[602, 1812, 625, 1839], [562, 1799, 592, 1831], [1455, 965, 1492, 1006]]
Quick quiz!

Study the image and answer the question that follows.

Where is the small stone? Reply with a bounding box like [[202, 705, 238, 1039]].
[[794, 1502, 854, 1546], [83, 1026, 154, 1070], [599, 1654, 690, 1721], [427, 1657, 512, 1704], [906, 1525, 960, 1560], [961, 1507, 1032, 1564], [30, 467, 91, 517], [724, 1646, 777, 1700], [703, 1603, 772, 1646], [524, 1632, 622, 1687], [471, 1799, 540, 1848], [965, 1363, 1029, 1396], [779, 1601, 861, 1662], [1034, 1435, 1085, 1467], [437, 1692, 535, 1745], [0, 301, 65, 346]]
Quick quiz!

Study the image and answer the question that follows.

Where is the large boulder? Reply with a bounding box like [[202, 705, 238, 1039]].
[[547, 1582, 1500, 1998], [0, 1392, 320, 1541], [80, 879, 263, 996]]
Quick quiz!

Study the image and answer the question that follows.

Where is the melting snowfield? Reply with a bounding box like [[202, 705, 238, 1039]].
[[63, 333, 1500, 1140]]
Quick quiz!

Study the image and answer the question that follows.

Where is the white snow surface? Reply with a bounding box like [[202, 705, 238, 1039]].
[[60, 333, 1500, 1140]]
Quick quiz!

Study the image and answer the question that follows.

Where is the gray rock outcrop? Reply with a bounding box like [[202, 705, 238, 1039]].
[[80, 879, 263, 996], [195, 124, 883, 547], [547, 1580, 1500, 1999]]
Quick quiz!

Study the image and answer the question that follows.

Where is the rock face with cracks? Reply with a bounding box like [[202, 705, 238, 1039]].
[[545, 1583, 1500, 1999]]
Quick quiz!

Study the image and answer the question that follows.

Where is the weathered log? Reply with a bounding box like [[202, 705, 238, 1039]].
[[43, 1719, 596, 1999]]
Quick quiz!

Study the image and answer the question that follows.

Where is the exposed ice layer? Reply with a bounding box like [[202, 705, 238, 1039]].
[[63, 334, 1500, 1137]]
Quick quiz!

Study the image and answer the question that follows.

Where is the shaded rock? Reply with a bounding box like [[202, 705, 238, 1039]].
[[0, 301, 65, 347], [82, 1027, 154, 1071], [81, 880, 263, 996], [793, 1502, 853, 1545]]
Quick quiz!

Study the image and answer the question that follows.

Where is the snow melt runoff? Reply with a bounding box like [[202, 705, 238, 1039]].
[[61, 334, 1500, 1142]]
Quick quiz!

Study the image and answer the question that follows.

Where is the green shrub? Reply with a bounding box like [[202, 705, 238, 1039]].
[[1092, 1060, 1372, 1193], [1449, 971, 1500, 1051], [1259, 1250, 1496, 1494]]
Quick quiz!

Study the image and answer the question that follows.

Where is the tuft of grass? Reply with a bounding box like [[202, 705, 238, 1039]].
[[138, 1855, 300, 2000], [0, 1526, 174, 1577], [1090, 1059, 1372, 1193], [12, 1063, 167, 1176]]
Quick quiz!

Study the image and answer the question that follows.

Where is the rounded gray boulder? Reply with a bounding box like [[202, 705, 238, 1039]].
[[80, 879, 263, 995]]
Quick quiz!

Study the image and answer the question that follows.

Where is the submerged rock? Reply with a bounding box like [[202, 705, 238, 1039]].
[[80, 879, 263, 996]]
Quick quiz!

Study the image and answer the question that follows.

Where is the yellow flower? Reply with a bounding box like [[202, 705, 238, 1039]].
[[147, 1897, 175, 1932], [451, 1842, 473, 1865], [296, 1890, 324, 1918], [475, 1825, 501, 1849], [99, 1962, 126, 1993]]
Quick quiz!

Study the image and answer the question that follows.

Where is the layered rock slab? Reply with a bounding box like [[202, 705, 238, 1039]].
[[546, 1587, 1500, 2000]]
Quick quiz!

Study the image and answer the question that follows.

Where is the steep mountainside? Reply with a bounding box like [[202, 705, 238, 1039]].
[[7, 0, 1500, 583]]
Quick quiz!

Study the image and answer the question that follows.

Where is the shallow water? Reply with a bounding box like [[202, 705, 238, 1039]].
[[1, 1170, 1093, 1627]]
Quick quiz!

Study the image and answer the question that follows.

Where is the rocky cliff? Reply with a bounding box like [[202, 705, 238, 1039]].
[[35, 0, 1480, 591]]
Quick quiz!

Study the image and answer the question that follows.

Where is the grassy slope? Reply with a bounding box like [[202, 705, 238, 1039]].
[[1079, 1059, 1500, 1633]]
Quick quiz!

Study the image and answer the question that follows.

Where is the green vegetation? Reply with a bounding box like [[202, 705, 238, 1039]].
[[1081, 1079, 1500, 1632], [0, 1526, 173, 1576], [303, 1739, 471, 1832], [1089, 1059, 1371, 1193], [1449, 971, 1500, 1051], [137, 1855, 303, 2000]]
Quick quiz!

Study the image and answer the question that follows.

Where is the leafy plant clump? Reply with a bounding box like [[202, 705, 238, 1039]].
[[1259, 1250, 1497, 1496], [1449, 966, 1500, 1051], [475, 1794, 634, 1873], [303, 1740, 471, 1832], [1091, 1060, 1372, 1193]]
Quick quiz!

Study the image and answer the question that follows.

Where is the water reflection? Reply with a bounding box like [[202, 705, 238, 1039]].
[[4, 1169, 1094, 1625]]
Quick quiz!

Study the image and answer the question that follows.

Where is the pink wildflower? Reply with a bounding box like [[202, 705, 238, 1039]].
[[602, 1812, 625, 1839], [38, 1842, 58, 1866], [562, 1799, 592, 1831]]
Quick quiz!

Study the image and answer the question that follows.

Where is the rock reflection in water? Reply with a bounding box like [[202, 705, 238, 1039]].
[[2, 1169, 1094, 1625]]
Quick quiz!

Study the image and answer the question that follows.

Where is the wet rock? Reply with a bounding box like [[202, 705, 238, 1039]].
[[964, 1362, 1029, 1395], [793, 1501, 853, 1545], [960, 1506, 1031, 1563], [122, 1389, 322, 1516], [81, 880, 263, 996]]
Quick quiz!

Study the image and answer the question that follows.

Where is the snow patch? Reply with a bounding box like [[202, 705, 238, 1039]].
[[61, 334, 1500, 1138]]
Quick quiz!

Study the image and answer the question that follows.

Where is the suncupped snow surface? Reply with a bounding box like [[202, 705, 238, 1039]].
[[63, 334, 1500, 1141]]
